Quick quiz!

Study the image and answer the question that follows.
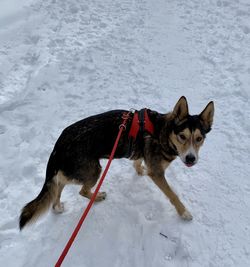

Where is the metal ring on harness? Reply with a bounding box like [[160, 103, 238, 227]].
[[119, 123, 126, 130]]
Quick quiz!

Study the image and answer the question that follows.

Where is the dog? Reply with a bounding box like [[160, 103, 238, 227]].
[[19, 96, 214, 229]]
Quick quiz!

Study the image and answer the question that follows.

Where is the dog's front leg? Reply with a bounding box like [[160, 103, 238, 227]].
[[133, 159, 145, 175], [147, 165, 192, 221]]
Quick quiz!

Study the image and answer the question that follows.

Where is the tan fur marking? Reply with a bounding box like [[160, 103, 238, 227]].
[[161, 160, 170, 171], [193, 128, 202, 138], [170, 129, 191, 155], [182, 128, 191, 139], [192, 129, 204, 153], [79, 186, 106, 202], [56, 170, 83, 185], [52, 171, 69, 212], [133, 159, 144, 175]]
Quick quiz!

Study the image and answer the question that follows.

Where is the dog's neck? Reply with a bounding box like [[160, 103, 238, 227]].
[[147, 110, 178, 157]]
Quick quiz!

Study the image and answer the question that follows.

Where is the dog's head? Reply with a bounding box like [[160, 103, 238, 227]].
[[163, 96, 214, 167]]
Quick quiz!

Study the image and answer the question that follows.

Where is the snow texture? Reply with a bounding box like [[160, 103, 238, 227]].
[[0, 0, 250, 266]]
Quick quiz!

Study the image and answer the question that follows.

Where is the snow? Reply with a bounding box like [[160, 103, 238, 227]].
[[0, 0, 250, 266]]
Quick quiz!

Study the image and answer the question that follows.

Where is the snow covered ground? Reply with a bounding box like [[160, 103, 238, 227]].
[[0, 0, 250, 266]]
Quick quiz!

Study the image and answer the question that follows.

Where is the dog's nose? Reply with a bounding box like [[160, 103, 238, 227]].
[[185, 154, 196, 164]]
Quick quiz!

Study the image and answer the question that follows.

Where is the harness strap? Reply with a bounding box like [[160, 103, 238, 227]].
[[144, 109, 154, 135], [138, 109, 145, 133], [128, 108, 154, 139], [128, 112, 139, 139]]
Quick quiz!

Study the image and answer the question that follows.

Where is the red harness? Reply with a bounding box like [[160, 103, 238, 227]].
[[128, 109, 154, 139]]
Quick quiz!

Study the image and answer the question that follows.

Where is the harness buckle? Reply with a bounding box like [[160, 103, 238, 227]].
[[122, 112, 130, 120]]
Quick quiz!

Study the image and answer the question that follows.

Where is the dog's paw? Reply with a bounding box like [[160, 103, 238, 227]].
[[181, 210, 193, 221], [136, 165, 147, 176], [52, 202, 65, 213], [95, 192, 107, 202], [136, 168, 144, 176], [133, 160, 146, 176]]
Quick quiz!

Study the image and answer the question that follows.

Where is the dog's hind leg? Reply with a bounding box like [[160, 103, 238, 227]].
[[52, 171, 68, 213], [133, 159, 145, 176], [52, 183, 65, 213], [78, 160, 106, 202], [79, 184, 107, 202]]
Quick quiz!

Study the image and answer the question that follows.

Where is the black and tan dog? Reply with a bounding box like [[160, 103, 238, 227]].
[[19, 96, 214, 229]]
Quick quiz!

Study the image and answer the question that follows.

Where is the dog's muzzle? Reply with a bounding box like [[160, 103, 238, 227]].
[[184, 154, 196, 167]]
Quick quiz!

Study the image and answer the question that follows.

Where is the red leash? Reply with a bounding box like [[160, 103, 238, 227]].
[[55, 112, 131, 267]]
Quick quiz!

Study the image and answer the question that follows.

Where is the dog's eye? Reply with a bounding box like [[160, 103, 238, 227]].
[[179, 134, 186, 141], [196, 137, 203, 142]]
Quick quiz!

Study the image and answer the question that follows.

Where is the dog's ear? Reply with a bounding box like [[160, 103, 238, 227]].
[[199, 101, 214, 132], [172, 96, 189, 122]]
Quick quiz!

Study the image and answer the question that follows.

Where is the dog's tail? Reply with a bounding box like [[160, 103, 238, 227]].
[[19, 152, 58, 230]]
